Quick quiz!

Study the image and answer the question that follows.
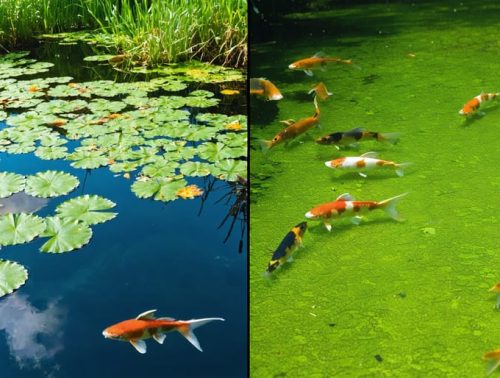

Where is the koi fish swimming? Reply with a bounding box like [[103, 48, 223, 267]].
[[260, 97, 320, 151], [250, 78, 283, 101], [289, 52, 352, 76], [102, 309, 224, 353], [489, 282, 500, 309], [308, 82, 332, 101], [316, 127, 399, 149], [305, 192, 407, 231], [265, 222, 307, 275], [325, 152, 411, 177], [459, 93, 500, 116]]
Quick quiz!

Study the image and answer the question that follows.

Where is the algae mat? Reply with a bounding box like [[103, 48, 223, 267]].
[[250, 2, 500, 376]]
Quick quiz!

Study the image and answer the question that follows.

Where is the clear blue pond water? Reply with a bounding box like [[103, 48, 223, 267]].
[[0, 42, 247, 378]]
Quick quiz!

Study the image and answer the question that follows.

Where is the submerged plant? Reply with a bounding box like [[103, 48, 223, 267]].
[[0, 260, 28, 298]]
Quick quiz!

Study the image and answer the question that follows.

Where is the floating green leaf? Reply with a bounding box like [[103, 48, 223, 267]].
[[198, 142, 233, 162], [56, 195, 117, 225], [0, 172, 25, 198], [180, 161, 212, 177], [131, 177, 186, 201], [40, 216, 93, 253], [0, 260, 28, 298], [211, 159, 247, 181], [25, 171, 79, 198], [0, 213, 45, 246], [35, 146, 68, 160], [68, 150, 110, 169]]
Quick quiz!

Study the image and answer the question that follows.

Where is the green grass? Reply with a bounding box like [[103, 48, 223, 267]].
[[0, 0, 247, 67]]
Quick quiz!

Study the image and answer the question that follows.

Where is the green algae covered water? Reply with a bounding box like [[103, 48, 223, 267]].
[[250, 1, 500, 376]]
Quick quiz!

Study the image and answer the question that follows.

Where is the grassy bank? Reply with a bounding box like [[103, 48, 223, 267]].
[[0, 0, 247, 67]]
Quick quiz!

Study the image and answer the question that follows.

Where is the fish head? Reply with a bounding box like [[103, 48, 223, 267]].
[[268, 93, 283, 101], [295, 221, 308, 236], [266, 260, 279, 273], [102, 324, 124, 340], [288, 62, 299, 69], [304, 210, 317, 220], [316, 135, 332, 145]]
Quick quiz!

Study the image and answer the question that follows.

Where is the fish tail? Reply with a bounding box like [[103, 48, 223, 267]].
[[378, 193, 408, 221], [313, 96, 320, 117], [378, 132, 400, 144], [395, 162, 412, 177], [259, 139, 272, 152], [178, 318, 225, 352]]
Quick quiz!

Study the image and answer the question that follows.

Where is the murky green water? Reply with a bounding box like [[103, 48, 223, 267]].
[[250, 2, 500, 376]]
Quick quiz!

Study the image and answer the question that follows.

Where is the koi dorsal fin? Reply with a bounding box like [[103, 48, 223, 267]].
[[336, 193, 354, 201], [312, 51, 325, 58], [361, 151, 378, 158], [349, 127, 365, 133], [136, 309, 157, 320]]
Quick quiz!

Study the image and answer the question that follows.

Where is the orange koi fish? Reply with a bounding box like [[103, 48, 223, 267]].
[[489, 283, 500, 309], [250, 78, 283, 101], [266, 222, 307, 274], [102, 309, 224, 353], [305, 192, 407, 231], [459, 93, 500, 116], [308, 82, 332, 101], [260, 97, 320, 151], [289, 52, 352, 76], [316, 127, 399, 149], [325, 152, 411, 177], [483, 350, 500, 376]]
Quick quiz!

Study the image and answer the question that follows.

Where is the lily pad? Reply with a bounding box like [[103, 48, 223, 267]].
[[56, 195, 117, 225], [0, 260, 28, 298], [68, 150, 110, 169], [40, 216, 93, 253], [35, 145, 69, 160], [180, 161, 213, 177], [0, 213, 46, 246], [131, 177, 187, 201], [211, 159, 247, 182], [25, 171, 79, 198], [0, 172, 25, 198]]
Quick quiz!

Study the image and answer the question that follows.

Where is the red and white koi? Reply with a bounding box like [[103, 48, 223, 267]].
[[459, 93, 500, 116], [250, 78, 283, 101], [325, 152, 411, 177], [289, 52, 352, 77], [305, 192, 407, 231], [102, 309, 224, 353]]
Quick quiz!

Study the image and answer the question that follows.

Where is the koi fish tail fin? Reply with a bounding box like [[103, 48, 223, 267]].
[[259, 139, 272, 153], [379, 193, 408, 221], [179, 318, 225, 352], [486, 359, 500, 376], [378, 132, 400, 144], [313, 96, 320, 117], [395, 162, 413, 177]]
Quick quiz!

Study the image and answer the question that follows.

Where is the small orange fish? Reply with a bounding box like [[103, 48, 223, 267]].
[[260, 97, 320, 151], [305, 192, 407, 231], [289, 52, 352, 76], [459, 93, 500, 116], [102, 309, 224, 354], [483, 350, 500, 376], [308, 82, 332, 101], [250, 78, 283, 101]]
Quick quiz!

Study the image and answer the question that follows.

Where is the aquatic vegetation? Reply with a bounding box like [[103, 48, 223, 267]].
[[24, 171, 79, 198], [0, 260, 28, 298], [0, 172, 25, 198], [39, 216, 93, 254], [131, 177, 187, 202], [0, 213, 45, 246], [55, 195, 117, 225]]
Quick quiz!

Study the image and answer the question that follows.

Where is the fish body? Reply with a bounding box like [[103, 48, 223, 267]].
[[102, 309, 224, 353], [266, 222, 307, 273], [250, 78, 283, 101], [459, 93, 500, 116], [325, 152, 410, 177], [308, 82, 332, 101], [316, 127, 399, 148], [305, 193, 407, 231], [261, 97, 320, 151], [289, 52, 352, 76]]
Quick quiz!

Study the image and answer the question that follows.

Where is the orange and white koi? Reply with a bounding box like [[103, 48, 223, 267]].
[[483, 349, 500, 376], [459, 93, 500, 116], [325, 152, 411, 177], [305, 192, 407, 231], [250, 78, 283, 101], [289, 52, 352, 76], [308, 82, 332, 101], [102, 309, 224, 353], [260, 97, 320, 151], [316, 127, 399, 149], [266, 222, 307, 274], [489, 282, 500, 309]]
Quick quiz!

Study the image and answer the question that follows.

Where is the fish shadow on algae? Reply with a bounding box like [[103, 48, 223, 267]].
[[460, 104, 500, 127], [308, 217, 399, 236]]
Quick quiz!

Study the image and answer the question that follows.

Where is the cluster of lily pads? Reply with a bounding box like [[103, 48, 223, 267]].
[[0, 51, 247, 204], [0, 170, 117, 298]]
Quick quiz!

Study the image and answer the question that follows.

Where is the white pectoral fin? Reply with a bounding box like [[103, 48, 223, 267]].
[[304, 69, 314, 77], [130, 339, 147, 354], [351, 216, 362, 225], [360, 151, 378, 158], [358, 172, 367, 178], [324, 222, 332, 232], [153, 333, 166, 344]]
